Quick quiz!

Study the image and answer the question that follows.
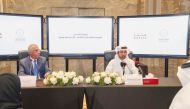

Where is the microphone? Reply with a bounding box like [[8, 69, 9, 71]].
[[120, 62, 126, 75], [136, 63, 145, 77]]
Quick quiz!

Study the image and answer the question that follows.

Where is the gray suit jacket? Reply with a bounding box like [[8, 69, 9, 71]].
[[18, 56, 50, 78]]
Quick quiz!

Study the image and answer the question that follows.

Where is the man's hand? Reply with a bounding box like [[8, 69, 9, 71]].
[[44, 72, 50, 78]]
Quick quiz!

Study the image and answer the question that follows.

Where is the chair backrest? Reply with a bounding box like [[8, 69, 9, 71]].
[[104, 50, 133, 69], [18, 50, 49, 60], [0, 73, 22, 109]]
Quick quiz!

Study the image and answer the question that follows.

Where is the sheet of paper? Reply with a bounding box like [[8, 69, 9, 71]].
[[19, 76, 37, 87], [124, 74, 143, 85]]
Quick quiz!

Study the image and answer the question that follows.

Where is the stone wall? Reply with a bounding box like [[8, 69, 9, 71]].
[[0, 0, 190, 77]]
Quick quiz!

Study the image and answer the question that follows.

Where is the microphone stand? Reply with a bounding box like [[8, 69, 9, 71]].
[[122, 66, 125, 75], [136, 64, 145, 77], [120, 62, 126, 75]]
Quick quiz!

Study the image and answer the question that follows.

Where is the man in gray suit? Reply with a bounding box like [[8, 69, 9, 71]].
[[18, 44, 50, 79]]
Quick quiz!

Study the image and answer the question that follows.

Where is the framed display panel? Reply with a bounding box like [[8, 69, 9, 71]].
[[118, 14, 189, 58], [0, 13, 43, 59], [47, 16, 114, 57]]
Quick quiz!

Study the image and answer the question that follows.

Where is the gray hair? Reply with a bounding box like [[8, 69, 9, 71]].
[[28, 44, 39, 54]]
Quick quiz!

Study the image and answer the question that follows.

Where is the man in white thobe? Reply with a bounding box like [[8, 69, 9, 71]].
[[105, 45, 138, 76]]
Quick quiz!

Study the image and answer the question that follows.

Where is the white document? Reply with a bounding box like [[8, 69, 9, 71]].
[[19, 76, 37, 87], [125, 74, 143, 85]]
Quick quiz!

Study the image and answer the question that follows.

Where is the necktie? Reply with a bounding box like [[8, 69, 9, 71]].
[[33, 60, 38, 78]]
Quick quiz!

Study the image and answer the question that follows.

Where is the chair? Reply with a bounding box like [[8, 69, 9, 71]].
[[17, 50, 49, 72], [0, 73, 22, 109], [104, 50, 148, 75], [18, 50, 49, 60]]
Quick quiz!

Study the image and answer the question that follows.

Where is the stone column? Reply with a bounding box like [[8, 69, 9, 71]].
[[0, 0, 3, 12]]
